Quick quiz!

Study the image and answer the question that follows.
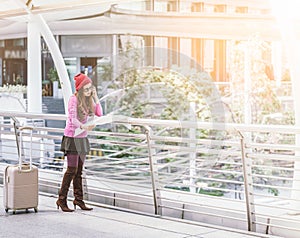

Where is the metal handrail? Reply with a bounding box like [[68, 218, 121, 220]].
[[1, 111, 300, 237]]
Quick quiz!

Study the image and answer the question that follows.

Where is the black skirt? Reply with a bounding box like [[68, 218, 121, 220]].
[[60, 136, 90, 155]]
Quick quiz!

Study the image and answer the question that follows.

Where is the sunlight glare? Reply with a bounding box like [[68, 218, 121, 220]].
[[270, 0, 300, 20]]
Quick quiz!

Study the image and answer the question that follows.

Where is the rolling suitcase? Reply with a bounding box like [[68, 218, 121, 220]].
[[3, 125, 38, 214]]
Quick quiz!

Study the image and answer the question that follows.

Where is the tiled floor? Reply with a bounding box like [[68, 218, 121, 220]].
[[0, 188, 280, 238]]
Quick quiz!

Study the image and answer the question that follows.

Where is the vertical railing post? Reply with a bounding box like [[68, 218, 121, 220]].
[[145, 126, 162, 216], [82, 167, 88, 200], [239, 130, 256, 232]]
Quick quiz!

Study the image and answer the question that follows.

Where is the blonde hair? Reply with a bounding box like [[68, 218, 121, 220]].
[[76, 89, 95, 121]]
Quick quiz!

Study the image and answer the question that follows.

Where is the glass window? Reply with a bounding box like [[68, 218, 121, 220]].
[[191, 2, 204, 12], [64, 57, 78, 92], [203, 40, 214, 73], [236, 7, 248, 13], [13, 38, 25, 47], [214, 4, 226, 13]]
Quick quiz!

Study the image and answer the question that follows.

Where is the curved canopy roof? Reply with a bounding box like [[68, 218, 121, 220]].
[[0, 0, 299, 41]]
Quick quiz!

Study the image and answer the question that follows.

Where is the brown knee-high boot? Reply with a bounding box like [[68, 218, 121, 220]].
[[56, 167, 77, 212], [73, 164, 93, 210]]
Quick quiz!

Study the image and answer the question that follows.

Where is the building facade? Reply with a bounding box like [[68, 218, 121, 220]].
[[0, 0, 288, 98]]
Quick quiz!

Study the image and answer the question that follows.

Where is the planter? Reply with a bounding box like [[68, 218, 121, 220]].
[[57, 88, 63, 98], [53, 81, 59, 98]]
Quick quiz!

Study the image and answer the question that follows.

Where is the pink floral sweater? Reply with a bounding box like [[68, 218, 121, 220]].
[[64, 95, 103, 138]]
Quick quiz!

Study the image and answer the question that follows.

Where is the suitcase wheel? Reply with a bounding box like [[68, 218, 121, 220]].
[[13, 210, 16, 214], [34, 208, 38, 213], [5, 208, 8, 213], [25, 209, 29, 213]]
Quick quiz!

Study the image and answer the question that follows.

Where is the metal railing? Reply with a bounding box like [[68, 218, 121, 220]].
[[0, 111, 299, 237]]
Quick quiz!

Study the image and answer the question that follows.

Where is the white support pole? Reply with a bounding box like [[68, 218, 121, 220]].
[[244, 46, 252, 125], [34, 14, 72, 114], [112, 34, 118, 81], [27, 16, 42, 113], [271, 2, 300, 212], [189, 101, 196, 193]]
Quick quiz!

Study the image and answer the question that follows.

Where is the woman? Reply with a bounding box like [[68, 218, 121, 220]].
[[56, 73, 103, 212]]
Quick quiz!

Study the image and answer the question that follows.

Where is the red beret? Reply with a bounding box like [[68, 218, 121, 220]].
[[74, 73, 92, 91]]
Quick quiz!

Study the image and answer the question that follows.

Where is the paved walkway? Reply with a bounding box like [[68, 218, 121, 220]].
[[0, 188, 280, 238]]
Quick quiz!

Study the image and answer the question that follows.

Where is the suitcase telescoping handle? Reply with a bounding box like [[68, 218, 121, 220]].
[[17, 126, 34, 172]]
